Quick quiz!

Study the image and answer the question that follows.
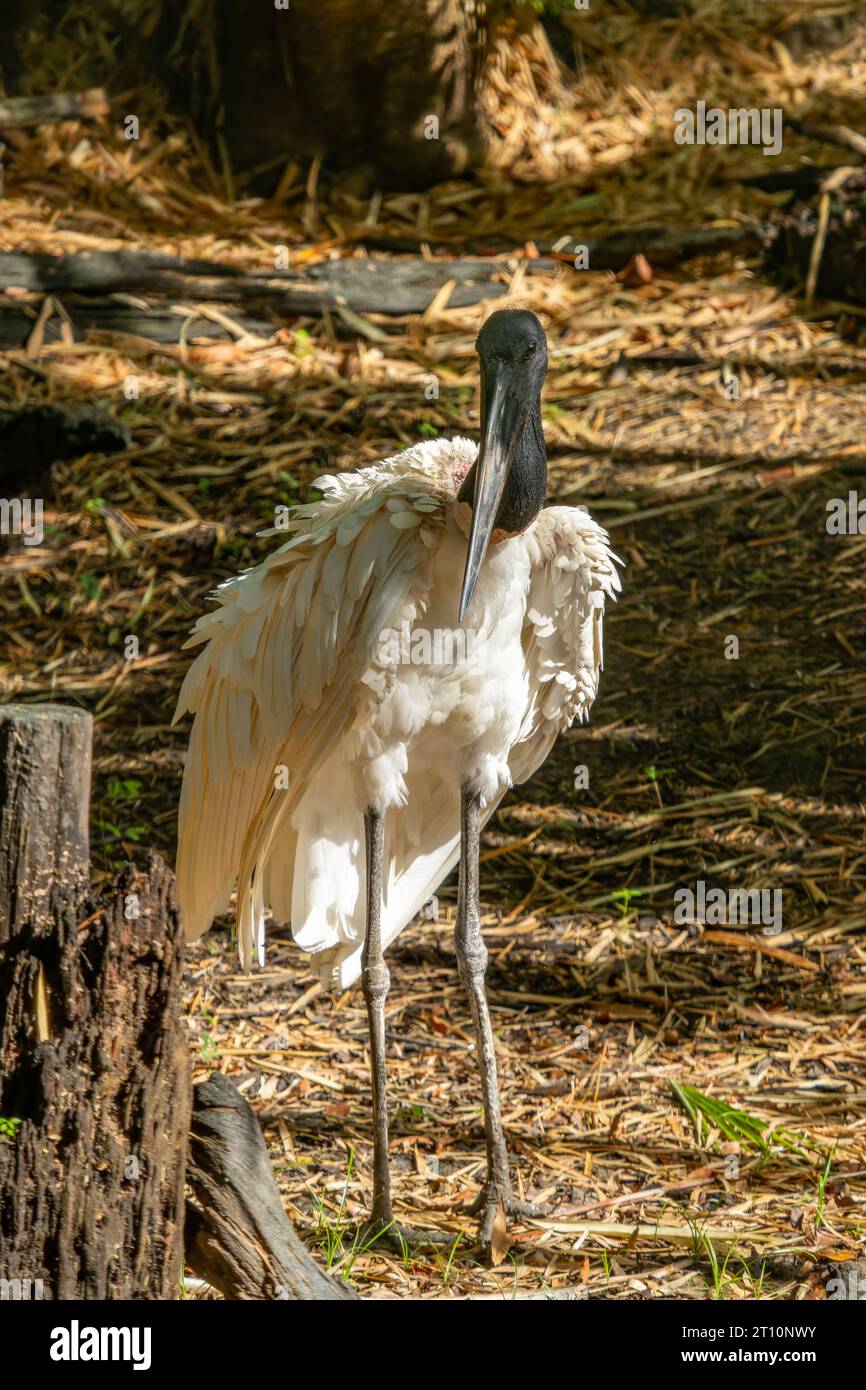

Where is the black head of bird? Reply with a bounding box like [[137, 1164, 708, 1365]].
[[458, 308, 549, 620]]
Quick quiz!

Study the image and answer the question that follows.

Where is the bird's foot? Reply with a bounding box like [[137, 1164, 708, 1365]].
[[357, 1212, 454, 1257], [466, 1178, 543, 1221], [466, 1179, 544, 1261]]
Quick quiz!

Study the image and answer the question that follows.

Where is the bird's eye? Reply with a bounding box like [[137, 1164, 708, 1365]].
[[523, 341, 537, 360]]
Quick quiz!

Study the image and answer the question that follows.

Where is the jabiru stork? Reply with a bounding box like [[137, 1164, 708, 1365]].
[[175, 308, 621, 1256]]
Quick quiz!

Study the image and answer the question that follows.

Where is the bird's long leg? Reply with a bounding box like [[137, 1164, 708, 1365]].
[[360, 805, 450, 1253], [361, 804, 394, 1233], [456, 786, 539, 1255]]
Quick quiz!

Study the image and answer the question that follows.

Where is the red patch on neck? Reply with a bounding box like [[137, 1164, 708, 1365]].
[[451, 456, 474, 488]]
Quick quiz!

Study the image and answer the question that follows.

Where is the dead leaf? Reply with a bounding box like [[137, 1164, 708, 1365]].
[[490, 1203, 511, 1266], [617, 253, 653, 287]]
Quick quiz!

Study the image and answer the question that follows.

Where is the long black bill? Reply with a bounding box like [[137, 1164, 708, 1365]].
[[458, 368, 528, 622]]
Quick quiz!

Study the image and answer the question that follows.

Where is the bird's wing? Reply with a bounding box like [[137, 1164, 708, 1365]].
[[509, 504, 621, 787], [173, 441, 460, 968]]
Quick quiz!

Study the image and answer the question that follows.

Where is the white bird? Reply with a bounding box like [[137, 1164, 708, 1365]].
[[174, 308, 620, 1255]]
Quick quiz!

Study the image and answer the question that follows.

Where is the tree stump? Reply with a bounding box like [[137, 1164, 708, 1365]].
[[0, 705, 355, 1301], [0, 705, 190, 1299], [214, 0, 485, 192]]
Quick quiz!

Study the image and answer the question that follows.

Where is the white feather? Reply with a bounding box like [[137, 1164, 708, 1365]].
[[174, 435, 621, 987]]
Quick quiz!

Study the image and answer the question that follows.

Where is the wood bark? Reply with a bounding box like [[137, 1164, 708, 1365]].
[[0, 705, 190, 1299], [185, 1073, 356, 1301], [0, 705, 92, 944]]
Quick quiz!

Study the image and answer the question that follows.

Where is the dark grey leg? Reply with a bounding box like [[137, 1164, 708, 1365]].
[[360, 806, 449, 1251], [361, 804, 394, 1230], [455, 786, 538, 1253]]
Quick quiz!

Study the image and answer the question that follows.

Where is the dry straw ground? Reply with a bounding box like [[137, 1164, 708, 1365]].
[[2, 1, 865, 1297]]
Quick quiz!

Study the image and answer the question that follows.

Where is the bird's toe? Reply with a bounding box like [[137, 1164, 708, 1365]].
[[357, 1214, 456, 1256], [465, 1179, 542, 1220]]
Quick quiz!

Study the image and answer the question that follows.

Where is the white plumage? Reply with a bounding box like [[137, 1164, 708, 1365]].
[[174, 434, 620, 987]]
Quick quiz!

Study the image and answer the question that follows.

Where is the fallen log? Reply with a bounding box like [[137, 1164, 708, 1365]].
[[743, 165, 866, 196], [0, 250, 513, 315], [0, 226, 764, 322], [0, 88, 108, 128], [0, 300, 282, 350], [745, 167, 844, 195], [185, 1074, 356, 1301], [0, 228, 766, 351], [786, 116, 866, 160], [528, 224, 764, 265], [353, 224, 764, 264]]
